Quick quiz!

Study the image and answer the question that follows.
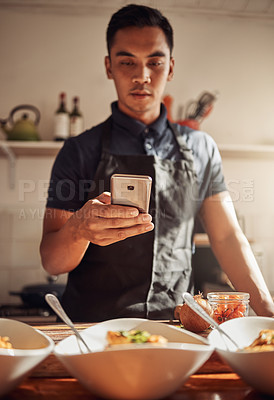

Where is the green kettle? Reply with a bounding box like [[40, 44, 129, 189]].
[[0, 105, 40, 141]]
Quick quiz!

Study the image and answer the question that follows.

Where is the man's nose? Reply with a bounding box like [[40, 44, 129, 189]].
[[132, 66, 151, 84]]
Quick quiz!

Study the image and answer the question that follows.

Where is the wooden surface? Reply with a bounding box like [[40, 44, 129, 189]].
[[1, 322, 269, 400], [3, 374, 269, 400]]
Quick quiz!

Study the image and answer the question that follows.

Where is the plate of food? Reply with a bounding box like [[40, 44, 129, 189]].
[[208, 316, 274, 396], [54, 318, 213, 400], [0, 318, 54, 397]]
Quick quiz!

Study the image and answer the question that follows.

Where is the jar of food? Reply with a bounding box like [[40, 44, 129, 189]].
[[207, 292, 249, 324]]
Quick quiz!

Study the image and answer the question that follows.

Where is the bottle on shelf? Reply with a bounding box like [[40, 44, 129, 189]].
[[54, 92, 70, 141], [69, 96, 84, 137]]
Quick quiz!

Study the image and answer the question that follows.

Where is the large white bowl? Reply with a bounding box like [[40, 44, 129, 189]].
[[208, 316, 274, 396], [0, 318, 54, 397], [54, 318, 213, 400]]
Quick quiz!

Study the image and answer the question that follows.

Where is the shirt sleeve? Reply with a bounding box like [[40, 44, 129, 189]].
[[188, 130, 227, 202], [46, 131, 101, 211], [204, 134, 227, 198]]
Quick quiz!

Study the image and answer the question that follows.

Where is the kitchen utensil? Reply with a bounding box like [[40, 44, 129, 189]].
[[9, 275, 65, 309], [45, 293, 91, 353], [185, 91, 218, 121], [182, 292, 239, 350], [0, 104, 40, 140]]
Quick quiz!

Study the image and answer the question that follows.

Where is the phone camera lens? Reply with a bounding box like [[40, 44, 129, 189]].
[[127, 185, 134, 191]]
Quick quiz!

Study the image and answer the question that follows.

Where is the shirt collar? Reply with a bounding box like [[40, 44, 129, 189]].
[[111, 101, 168, 139]]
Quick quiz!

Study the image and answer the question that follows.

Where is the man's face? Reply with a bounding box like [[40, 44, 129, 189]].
[[105, 26, 174, 125]]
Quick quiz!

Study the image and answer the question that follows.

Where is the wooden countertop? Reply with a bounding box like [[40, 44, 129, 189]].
[[7, 374, 267, 400], [2, 322, 268, 400]]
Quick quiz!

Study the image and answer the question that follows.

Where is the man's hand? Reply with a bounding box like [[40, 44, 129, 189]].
[[40, 191, 155, 275], [71, 192, 154, 246]]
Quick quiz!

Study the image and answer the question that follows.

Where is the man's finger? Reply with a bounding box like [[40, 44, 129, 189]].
[[88, 201, 140, 219], [92, 222, 154, 246], [96, 192, 111, 204]]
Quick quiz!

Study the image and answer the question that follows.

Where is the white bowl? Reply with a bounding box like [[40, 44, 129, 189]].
[[208, 316, 274, 396], [54, 318, 213, 400], [0, 318, 54, 397]]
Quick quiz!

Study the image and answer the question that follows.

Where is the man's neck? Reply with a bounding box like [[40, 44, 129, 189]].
[[117, 102, 161, 126]]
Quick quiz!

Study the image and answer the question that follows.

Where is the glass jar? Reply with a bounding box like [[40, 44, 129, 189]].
[[207, 292, 249, 324]]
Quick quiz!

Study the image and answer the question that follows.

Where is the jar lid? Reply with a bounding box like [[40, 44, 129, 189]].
[[207, 292, 250, 300]]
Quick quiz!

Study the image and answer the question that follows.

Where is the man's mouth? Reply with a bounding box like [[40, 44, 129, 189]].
[[130, 90, 151, 98]]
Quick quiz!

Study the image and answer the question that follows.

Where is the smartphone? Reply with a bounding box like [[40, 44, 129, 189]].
[[111, 174, 152, 213]]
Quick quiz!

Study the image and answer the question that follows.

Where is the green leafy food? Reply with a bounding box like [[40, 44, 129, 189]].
[[119, 330, 151, 343]]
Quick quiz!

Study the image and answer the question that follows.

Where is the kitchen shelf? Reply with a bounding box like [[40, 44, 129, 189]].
[[0, 140, 62, 189], [193, 233, 210, 247], [1, 140, 274, 189], [0, 140, 62, 157], [218, 144, 274, 159], [2, 141, 274, 159]]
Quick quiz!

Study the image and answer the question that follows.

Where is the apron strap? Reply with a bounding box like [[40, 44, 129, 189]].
[[101, 116, 112, 152], [168, 121, 193, 159], [168, 121, 196, 176], [100, 116, 196, 175]]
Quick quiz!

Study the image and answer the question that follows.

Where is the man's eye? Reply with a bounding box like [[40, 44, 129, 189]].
[[148, 61, 163, 66], [121, 61, 135, 66]]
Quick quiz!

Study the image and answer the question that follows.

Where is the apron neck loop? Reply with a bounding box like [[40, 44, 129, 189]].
[[168, 120, 195, 166], [101, 117, 195, 173], [101, 116, 113, 152]]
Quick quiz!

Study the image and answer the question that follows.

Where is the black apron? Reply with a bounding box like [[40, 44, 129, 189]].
[[61, 117, 199, 322]]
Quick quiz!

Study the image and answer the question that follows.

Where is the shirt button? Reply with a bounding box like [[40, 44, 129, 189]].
[[145, 142, 152, 150], [144, 128, 149, 134]]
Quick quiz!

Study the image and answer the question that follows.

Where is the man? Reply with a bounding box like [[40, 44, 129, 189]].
[[40, 4, 274, 322]]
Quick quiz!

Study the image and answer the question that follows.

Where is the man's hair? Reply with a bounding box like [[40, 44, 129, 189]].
[[106, 4, 174, 56]]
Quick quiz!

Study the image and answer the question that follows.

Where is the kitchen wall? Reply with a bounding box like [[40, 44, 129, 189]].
[[221, 156, 274, 290], [0, 156, 65, 305], [0, 4, 274, 304]]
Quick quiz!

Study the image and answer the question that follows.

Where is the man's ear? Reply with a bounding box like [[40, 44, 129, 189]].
[[105, 56, 113, 79], [167, 57, 175, 82]]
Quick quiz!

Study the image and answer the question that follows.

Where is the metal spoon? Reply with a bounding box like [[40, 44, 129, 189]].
[[45, 293, 91, 353], [182, 292, 239, 350]]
